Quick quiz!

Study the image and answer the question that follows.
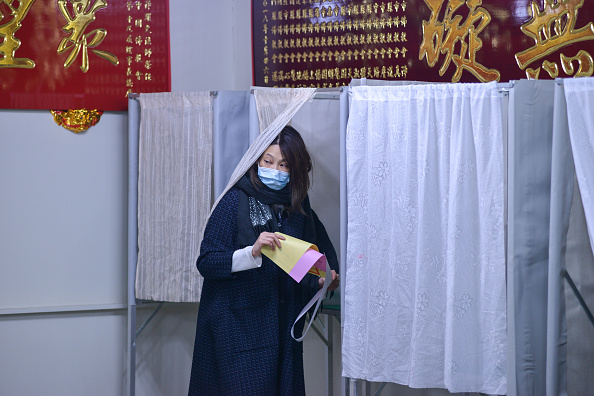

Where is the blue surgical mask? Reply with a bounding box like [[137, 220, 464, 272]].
[[258, 166, 290, 190]]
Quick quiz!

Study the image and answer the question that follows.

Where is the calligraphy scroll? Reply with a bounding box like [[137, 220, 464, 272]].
[[252, 0, 594, 86]]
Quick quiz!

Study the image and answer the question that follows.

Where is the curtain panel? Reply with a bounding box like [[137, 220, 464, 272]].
[[136, 92, 213, 302], [342, 83, 507, 394], [561, 78, 594, 396]]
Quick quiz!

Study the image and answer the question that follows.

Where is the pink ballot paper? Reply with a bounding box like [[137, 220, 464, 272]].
[[261, 232, 332, 342]]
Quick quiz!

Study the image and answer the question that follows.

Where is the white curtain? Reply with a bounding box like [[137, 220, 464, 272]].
[[343, 83, 507, 394], [564, 78, 594, 253], [136, 92, 213, 302], [562, 77, 594, 396]]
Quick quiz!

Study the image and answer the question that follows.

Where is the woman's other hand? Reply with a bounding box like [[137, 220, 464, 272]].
[[319, 270, 339, 291], [252, 232, 285, 258]]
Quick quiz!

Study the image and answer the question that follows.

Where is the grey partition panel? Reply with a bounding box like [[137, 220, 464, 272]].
[[507, 79, 556, 396], [127, 97, 141, 396], [563, 175, 594, 396], [292, 96, 341, 253], [213, 91, 251, 198], [546, 82, 572, 396]]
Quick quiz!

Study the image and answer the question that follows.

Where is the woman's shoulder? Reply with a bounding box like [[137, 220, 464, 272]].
[[216, 187, 241, 207], [208, 188, 241, 222]]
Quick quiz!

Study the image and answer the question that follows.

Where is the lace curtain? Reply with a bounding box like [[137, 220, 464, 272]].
[[342, 83, 507, 394], [136, 92, 213, 302]]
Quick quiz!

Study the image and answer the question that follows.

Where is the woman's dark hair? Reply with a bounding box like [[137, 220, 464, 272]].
[[249, 125, 312, 213]]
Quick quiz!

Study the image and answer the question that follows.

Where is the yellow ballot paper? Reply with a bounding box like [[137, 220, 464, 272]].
[[261, 232, 326, 282]]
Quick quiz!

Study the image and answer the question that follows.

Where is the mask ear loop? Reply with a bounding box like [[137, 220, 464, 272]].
[[291, 254, 330, 342]]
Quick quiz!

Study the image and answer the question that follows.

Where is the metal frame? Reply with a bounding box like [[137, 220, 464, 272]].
[[127, 89, 343, 396]]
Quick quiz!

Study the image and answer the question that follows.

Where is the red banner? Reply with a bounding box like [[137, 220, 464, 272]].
[[252, 0, 594, 87], [0, 0, 170, 111]]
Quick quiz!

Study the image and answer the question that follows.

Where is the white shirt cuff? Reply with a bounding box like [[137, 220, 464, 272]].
[[231, 245, 263, 273]]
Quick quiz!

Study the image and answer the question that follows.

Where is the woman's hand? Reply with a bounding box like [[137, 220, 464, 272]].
[[252, 232, 285, 258], [319, 270, 339, 291]]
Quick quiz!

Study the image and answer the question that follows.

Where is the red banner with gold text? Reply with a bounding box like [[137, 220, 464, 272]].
[[0, 0, 170, 111], [253, 0, 594, 87]]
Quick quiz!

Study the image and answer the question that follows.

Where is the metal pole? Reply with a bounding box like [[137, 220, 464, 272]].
[[327, 315, 334, 396], [127, 96, 141, 396]]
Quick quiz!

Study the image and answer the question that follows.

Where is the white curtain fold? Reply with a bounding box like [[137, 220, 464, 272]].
[[561, 77, 594, 396], [253, 87, 314, 133], [136, 92, 213, 302], [564, 78, 594, 254], [343, 83, 507, 394]]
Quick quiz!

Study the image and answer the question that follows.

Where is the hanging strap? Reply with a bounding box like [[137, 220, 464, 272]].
[[291, 254, 331, 342]]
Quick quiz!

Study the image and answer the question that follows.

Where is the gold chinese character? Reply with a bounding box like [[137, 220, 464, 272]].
[[515, 0, 594, 78], [561, 50, 594, 77], [0, 0, 36, 68], [542, 60, 559, 77], [419, 0, 500, 82], [57, 0, 119, 73]]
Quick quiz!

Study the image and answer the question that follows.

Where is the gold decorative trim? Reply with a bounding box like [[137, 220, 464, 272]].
[[50, 109, 103, 133]]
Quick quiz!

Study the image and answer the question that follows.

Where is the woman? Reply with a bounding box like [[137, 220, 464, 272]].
[[188, 125, 339, 395]]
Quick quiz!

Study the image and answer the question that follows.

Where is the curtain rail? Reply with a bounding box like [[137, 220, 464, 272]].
[[128, 91, 218, 99]]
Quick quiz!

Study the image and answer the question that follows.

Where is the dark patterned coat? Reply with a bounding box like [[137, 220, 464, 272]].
[[188, 188, 338, 396]]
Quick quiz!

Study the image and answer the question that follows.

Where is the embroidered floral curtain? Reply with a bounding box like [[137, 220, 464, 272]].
[[342, 83, 507, 394]]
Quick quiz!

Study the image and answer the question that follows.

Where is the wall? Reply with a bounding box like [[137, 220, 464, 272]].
[[0, 1, 342, 395], [0, 111, 129, 396]]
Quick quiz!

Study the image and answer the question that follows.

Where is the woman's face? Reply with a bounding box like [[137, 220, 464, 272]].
[[259, 144, 289, 173]]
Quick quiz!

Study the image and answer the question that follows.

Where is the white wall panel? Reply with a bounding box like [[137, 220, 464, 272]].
[[0, 110, 128, 309], [0, 312, 127, 396]]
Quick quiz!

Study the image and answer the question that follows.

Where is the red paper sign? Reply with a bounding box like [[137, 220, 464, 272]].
[[0, 0, 170, 111]]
